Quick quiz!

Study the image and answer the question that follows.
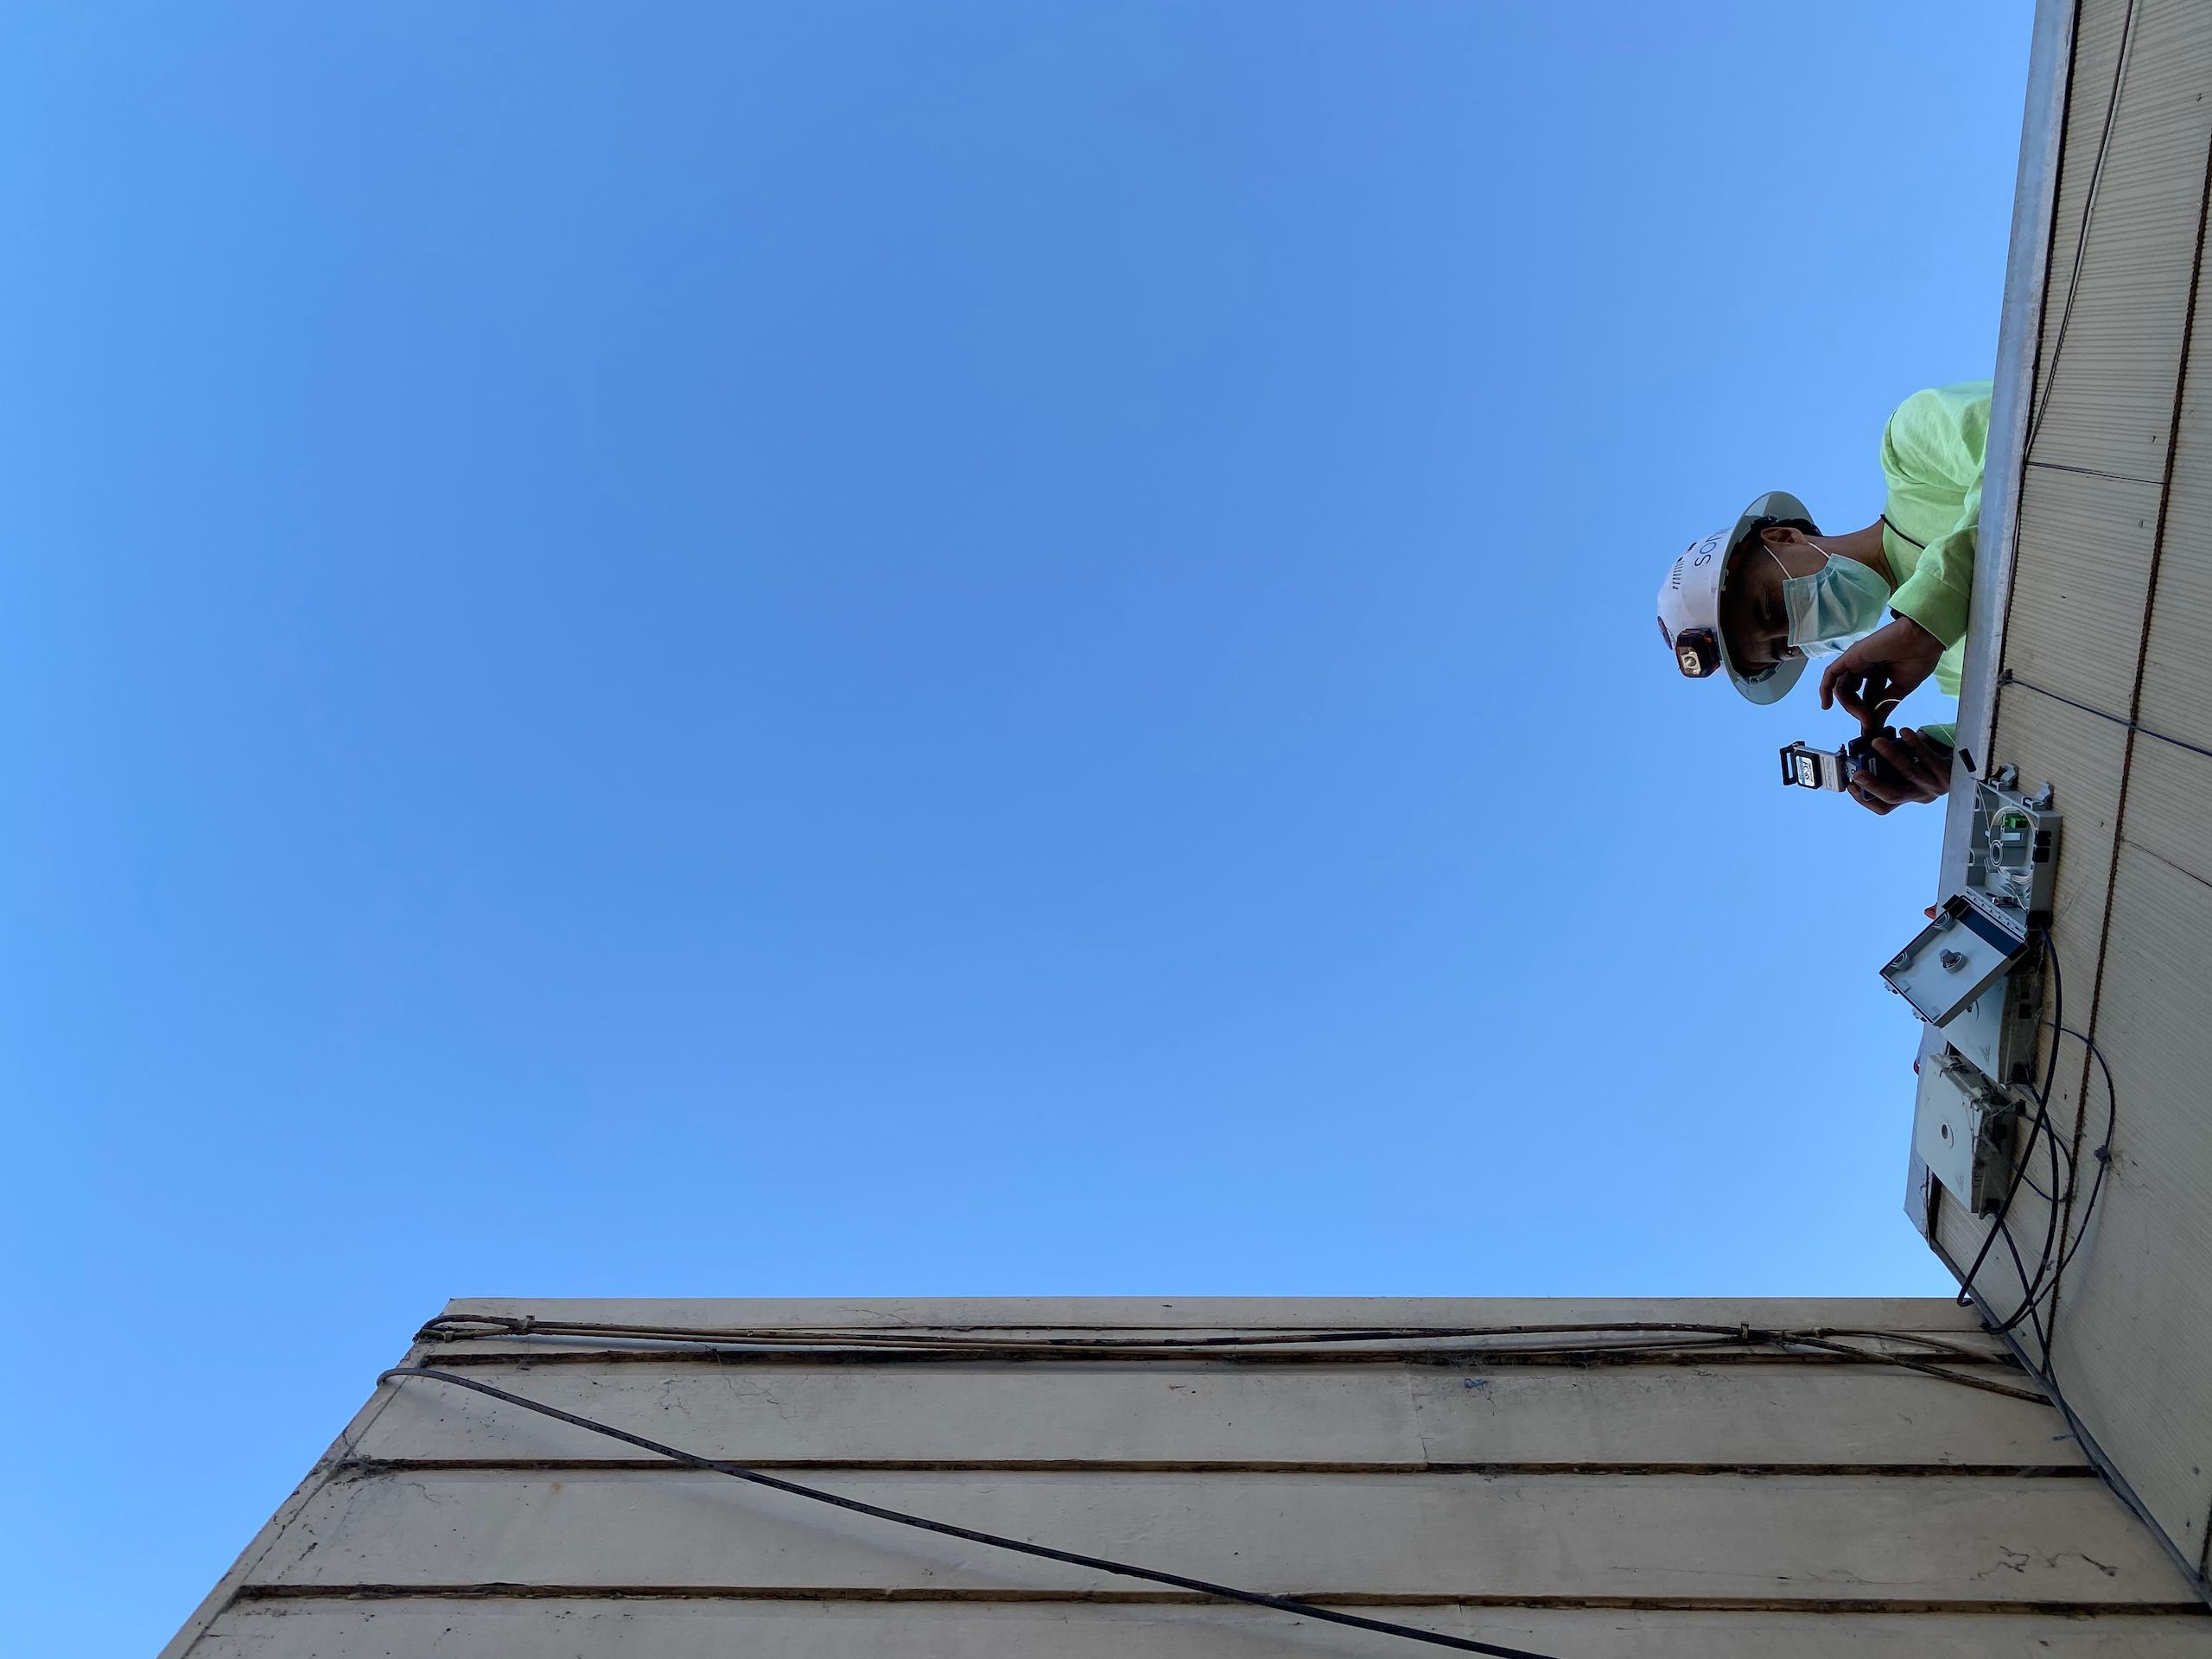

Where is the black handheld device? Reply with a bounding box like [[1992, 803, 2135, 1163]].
[[1779, 737, 1888, 793]]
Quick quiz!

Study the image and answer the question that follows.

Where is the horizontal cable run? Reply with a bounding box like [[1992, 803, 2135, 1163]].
[[406, 1341, 2018, 1371], [413, 1317, 2033, 1402], [334, 1457, 2100, 1479], [2023, 458, 2163, 486], [2122, 834, 2212, 894], [419, 1314, 2005, 1357], [229, 1584, 2212, 1618], [1996, 670, 2212, 764]]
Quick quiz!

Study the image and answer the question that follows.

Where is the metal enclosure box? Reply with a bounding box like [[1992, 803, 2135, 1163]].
[[1891, 779, 2060, 1229], [1882, 892, 2033, 1028], [1942, 969, 2046, 1091], [1912, 1051, 2019, 1215], [1966, 782, 2062, 923], [1882, 779, 2060, 1033]]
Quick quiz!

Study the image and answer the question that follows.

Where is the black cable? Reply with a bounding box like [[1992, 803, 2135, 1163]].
[[1949, 1095, 2048, 1322], [2018, 1149, 2068, 1206], [378, 1366, 1571, 1659], [1996, 969, 2072, 1336], [1973, 1098, 2065, 1339], [416, 1314, 1996, 1354], [1996, 670, 2212, 765], [2037, 928, 2066, 1107], [1952, 943, 2127, 1359], [2025, 0, 2142, 453], [1742, 1331, 2044, 1403], [412, 1319, 2046, 1405], [2040, 1025, 2119, 1291], [1953, 929, 2065, 1326], [1957, 1025, 2124, 1559], [1985, 945, 2070, 1338], [2018, 1093, 2077, 1203], [1994, 1201, 2055, 1357], [1999, 1022, 2121, 1343], [2021, 1094, 2066, 1325]]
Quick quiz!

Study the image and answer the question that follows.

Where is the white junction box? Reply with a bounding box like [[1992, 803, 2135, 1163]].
[[1940, 970, 2046, 1091], [1912, 1049, 2019, 1216], [1883, 892, 2032, 1028], [1888, 775, 2060, 1215]]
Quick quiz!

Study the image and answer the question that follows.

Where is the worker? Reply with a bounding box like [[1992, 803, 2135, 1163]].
[[1654, 380, 1991, 815]]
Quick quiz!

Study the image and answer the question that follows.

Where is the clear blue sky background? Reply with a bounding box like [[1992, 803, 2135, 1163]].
[[0, 3, 2031, 1649]]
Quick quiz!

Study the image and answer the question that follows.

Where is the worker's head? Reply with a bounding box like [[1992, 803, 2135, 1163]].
[[1716, 517, 1823, 677], [1656, 492, 1896, 703], [1654, 491, 1817, 705]]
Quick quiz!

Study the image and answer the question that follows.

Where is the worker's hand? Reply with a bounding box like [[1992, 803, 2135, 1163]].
[[1818, 614, 1947, 730], [1847, 727, 1954, 816]]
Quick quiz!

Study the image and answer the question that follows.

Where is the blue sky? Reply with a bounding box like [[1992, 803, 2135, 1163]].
[[0, 3, 2031, 1649]]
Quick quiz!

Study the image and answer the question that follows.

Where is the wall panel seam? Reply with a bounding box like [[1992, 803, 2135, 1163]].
[[1989, 0, 2095, 761], [2046, 119, 2212, 1366]]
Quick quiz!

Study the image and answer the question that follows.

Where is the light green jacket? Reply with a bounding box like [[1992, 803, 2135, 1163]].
[[1877, 379, 1990, 744]]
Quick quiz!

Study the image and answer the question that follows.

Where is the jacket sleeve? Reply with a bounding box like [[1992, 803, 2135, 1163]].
[[1884, 388, 1988, 647]]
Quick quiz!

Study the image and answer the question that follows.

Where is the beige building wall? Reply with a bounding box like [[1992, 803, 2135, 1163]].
[[164, 1297, 2212, 1656], [1921, 0, 2212, 1594]]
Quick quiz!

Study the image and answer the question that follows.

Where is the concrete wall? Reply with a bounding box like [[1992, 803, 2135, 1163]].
[[164, 1298, 2212, 1656]]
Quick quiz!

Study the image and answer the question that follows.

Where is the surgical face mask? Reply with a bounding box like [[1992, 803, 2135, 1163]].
[[1770, 543, 1891, 658]]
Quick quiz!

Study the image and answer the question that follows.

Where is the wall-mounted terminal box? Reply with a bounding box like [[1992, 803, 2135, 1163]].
[[1940, 963, 2047, 1092], [1912, 1049, 2021, 1216], [1962, 776, 2061, 924], [1886, 777, 2060, 1214], [1883, 889, 2034, 1028], [1882, 777, 2060, 1033]]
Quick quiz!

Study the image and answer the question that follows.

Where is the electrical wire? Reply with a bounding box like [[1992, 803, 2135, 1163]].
[[1966, 1100, 2062, 1342], [378, 1366, 1570, 1659], [2039, 1026, 2119, 1292], [1951, 929, 2066, 1328], [416, 1313, 1986, 1353], [1994, 1096, 2066, 1341], [1996, 670, 2212, 766], [411, 1317, 2046, 1404], [1995, 1212, 2055, 1363], [1947, 924, 2122, 1368], [1994, 1120, 2060, 1358], [1986, 1020, 2120, 1345], [1946, 1018, 2129, 1585], [2017, 1120, 2074, 1205], [2014, 1013, 2082, 1206], [2024, 0, 2143, 453]]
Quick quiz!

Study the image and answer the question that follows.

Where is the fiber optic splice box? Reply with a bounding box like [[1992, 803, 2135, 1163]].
[[1885, 775, 2061, 1214]]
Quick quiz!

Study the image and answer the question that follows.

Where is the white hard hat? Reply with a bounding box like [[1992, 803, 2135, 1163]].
[[1655, 489, 1813, 706]]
